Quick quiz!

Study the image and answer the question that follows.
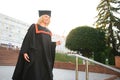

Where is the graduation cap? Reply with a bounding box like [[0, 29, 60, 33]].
[[39, 10, 51, 17]]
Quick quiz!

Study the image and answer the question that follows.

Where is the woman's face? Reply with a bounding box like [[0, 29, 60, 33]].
[[42, 15, 50, 25]]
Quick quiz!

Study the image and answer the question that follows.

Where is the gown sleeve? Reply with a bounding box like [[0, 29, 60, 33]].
[[20, 24, 35, 54], [12, 24, 35, 80], [51, 42, 56, 53], [51, 42, 56, 68]]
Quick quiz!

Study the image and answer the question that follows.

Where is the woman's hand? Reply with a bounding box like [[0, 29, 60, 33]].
[[56, 41, 61, 46], [23, 53, 30, 62]]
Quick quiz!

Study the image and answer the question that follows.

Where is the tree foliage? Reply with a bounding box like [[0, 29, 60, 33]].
[[95, 0, 120, 56], [65, 26, 106, 57]]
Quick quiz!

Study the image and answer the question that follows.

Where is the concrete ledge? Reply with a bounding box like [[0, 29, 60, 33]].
[[54, 61, 120, 77]]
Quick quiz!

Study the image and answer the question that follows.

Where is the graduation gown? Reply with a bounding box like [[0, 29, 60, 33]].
[[12, 24, 56, 80]]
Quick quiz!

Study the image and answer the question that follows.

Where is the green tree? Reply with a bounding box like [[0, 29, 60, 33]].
[[95, 0, 120, 57], [65, 26, 106, 59]]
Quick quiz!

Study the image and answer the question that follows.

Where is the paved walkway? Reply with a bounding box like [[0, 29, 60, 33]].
[[0, 66, 119, 80]]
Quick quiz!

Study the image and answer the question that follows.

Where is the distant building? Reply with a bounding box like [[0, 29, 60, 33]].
[[0, 13, 29, 49], [0, 13, 70, 52]]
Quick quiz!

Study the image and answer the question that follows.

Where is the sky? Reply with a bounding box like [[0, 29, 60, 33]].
[[0, 0, 100, 36]]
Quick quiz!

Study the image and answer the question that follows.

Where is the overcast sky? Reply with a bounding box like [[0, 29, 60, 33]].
[[0, 0, 100, 36]]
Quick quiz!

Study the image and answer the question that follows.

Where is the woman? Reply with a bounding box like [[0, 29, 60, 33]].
[[12, 10, 61, 80]]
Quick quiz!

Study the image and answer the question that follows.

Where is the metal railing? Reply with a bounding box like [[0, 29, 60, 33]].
[[68, 54, 120, 80]]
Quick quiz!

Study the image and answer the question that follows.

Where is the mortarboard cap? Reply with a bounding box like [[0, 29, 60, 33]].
[[39, 10, 51, 17]]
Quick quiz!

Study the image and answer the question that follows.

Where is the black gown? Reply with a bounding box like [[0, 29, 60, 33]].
[[12, 24, 56, 80]]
